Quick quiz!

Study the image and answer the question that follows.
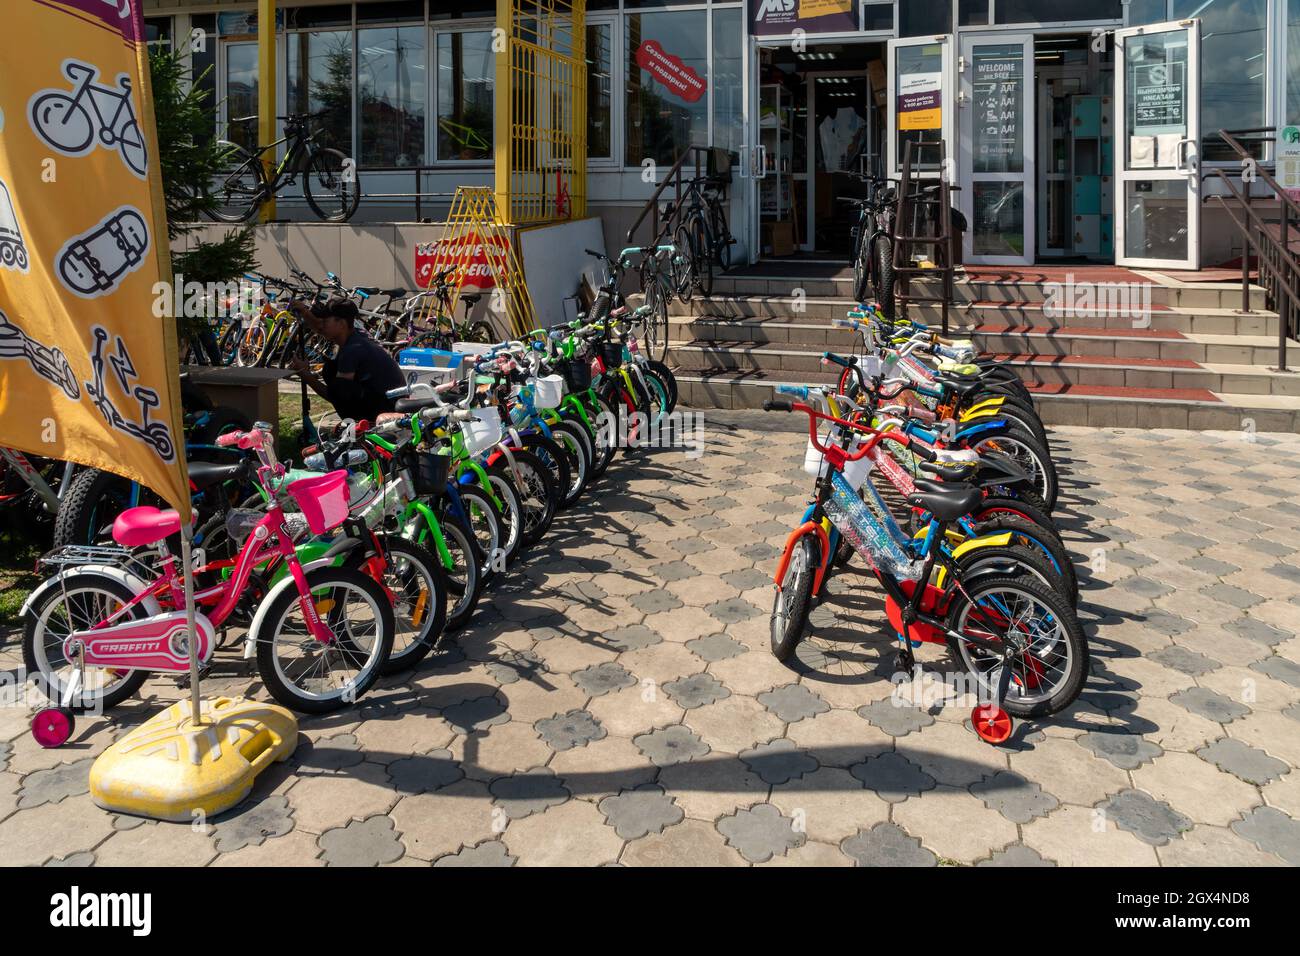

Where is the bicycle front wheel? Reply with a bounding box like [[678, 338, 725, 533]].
[[254, 567, 394, 713], [303, 148, 360, 222], [689, 214, 714, 298]]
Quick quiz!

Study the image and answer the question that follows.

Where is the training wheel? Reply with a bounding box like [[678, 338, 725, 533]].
[[971, 705, 1012, 745], [32, 707, 76, 748]]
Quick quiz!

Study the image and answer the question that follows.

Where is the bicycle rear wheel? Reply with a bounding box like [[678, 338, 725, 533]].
[[208, 143, 264, 224], [689, 213, 714, 298]]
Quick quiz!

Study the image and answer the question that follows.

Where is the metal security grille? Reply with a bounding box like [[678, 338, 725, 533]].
[[495, 0, 587, 225]]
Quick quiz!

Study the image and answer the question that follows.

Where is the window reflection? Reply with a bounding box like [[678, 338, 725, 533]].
[[588, 22, 613, 159], [287, 30, 355, 154], [625, 11, 708, 167], [358, 26, 426, 167], [437, 32, 495, 162], [224, 43, 259, 152], [1172, 0, 1265, 160]]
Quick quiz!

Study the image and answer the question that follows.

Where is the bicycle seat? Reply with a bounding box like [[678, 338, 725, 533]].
[[394, 394, 446, 414], [380, 288, 407, 298], [460, 293, 483, 306], [918, 459, 978, 482], [907, 479, 982, 523], [112, 506, 181, 548], [356, 286, 381, 295], [187, 460, 246, 491], [933, 370, 984, 396]]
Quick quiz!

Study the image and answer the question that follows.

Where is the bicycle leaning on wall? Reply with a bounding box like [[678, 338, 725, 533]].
[[208, 111, 360, 223]]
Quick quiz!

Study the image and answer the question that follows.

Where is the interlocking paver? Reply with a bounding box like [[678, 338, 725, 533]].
[[5, 421, 1300, 867], [840, 823, 936, 867]]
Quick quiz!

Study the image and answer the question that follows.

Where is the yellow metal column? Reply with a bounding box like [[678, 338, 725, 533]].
[[494, 0, 511, 217], [258, 0, 277, 222]]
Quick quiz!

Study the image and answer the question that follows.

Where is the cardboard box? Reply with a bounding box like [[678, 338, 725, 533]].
[[770, 221, 796, 257]]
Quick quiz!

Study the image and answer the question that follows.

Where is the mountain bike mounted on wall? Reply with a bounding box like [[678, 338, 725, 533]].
[[209, 111, 360, 223]]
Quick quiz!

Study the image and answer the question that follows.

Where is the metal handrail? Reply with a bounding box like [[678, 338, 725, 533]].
[[1207, 128, 1300, 371], [625, 146, 712, 246]]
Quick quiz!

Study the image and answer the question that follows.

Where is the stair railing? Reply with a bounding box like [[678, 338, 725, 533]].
[[1206, 128, 1300, 371]]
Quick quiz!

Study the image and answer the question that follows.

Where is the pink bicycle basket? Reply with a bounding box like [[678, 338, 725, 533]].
[[287, 469, 351, 534]]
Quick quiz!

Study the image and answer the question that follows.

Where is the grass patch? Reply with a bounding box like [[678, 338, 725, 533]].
[[277, 391, 335, 459], [0, 526, 43, 628]]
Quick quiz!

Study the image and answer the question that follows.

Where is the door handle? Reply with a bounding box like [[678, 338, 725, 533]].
[[1177, 138, 1198, 174]]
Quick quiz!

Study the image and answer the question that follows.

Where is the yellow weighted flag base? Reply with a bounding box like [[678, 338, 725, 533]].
[[89, 697, 298, 823]]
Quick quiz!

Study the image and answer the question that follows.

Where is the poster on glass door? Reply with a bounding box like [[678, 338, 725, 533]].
[[750, 0, 858, 37], [898, 73, 942, 131]]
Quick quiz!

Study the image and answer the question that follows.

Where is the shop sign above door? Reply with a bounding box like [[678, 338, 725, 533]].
[[750, 0, 858, 37]]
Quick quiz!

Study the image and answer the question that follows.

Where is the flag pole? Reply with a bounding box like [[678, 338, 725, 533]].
[[179, 523, 204, 726]]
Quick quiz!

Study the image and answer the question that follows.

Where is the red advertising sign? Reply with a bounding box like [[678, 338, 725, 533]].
[[415, 235, 509, 291], [635, 40, 706, 104]]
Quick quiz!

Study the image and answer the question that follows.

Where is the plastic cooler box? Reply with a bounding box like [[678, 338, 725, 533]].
[[398, 347, 465, 388]]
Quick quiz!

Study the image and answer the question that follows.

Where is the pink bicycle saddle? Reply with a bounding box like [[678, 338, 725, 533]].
[[112, 506, 181, 548]]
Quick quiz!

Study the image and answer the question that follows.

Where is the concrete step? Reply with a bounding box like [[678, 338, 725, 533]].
[[675, 294, 1282, 337], [711, 270, 1270, 311], [670, 362, 1300, 431], [669, 337, 1300, 397], [967, 326, 1296, 367]]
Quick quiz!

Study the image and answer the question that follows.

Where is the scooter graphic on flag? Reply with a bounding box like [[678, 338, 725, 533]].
[[85, 326, 175, 461], [0, 310, 80, 400]]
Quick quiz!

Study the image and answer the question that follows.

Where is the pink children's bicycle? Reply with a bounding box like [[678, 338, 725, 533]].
[[21, 426, 394, 747]]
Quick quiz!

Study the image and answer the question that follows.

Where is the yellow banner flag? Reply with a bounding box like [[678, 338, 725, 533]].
[[0, 0, 189, 520]]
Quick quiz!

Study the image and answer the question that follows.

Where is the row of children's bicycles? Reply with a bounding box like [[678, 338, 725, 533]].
[[765, 304, 1086, 745], [22, 270, 677, 747]]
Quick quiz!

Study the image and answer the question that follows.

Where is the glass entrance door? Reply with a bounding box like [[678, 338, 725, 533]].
[[222, 42, 260, 151], [887, 35, 953, 176], [1114, 19, 1201, 269], [959, 33, 1035, 265]]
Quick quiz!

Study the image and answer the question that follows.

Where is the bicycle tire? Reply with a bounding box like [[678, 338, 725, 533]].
[[452, 484, 505, 585], [208, 142, 264, 224], [945, 574, 1088, 718], [689, 213, 714, 299], [255, 566, 393, 713], [373, 536, 448, 674], [873, 234, 896, 320], [23, 574, 151, 712], [302, 147, 360, 222], [645, 360, 679, 413], [771, 535, 817, 661]]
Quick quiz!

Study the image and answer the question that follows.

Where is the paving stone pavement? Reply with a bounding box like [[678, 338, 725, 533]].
[[1, 418, 1299, 866]]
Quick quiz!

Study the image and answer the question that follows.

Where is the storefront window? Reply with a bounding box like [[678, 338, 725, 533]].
[[437, 31, 495, 162], [994, 0, 1122, 22], [588, 22, 613, 159], [900, 0, 951, 37], [287, 30, 355, 153], [144, 17, 172, 50], [357, 25, 426, 167], [224, 42, 259, 152], [1172, 0, 1265, 160], [712, 7, 744, 156], [1126, 0, 1168, 24], [625, 10, 708, 167], [1290, 0, 1300, 126]]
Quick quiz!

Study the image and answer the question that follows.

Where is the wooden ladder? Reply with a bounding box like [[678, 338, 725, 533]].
[[892, 140, 956, 335]]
